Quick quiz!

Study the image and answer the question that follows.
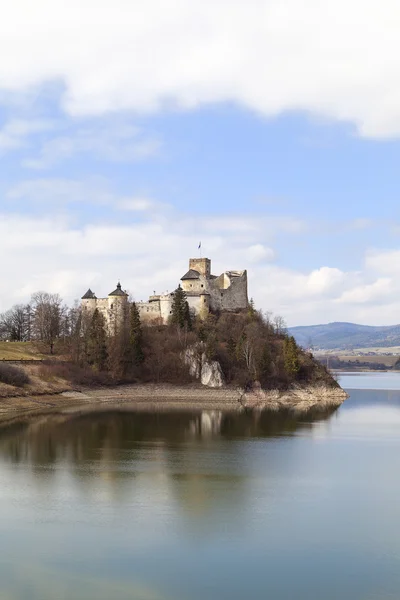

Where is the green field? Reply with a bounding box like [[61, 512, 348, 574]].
[[339, 355, 399, 367], [0, 342, 47, 361]]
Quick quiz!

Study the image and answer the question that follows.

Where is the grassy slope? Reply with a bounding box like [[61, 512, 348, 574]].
[[0, 363, 72, 402], [0, 342, 47, 360]]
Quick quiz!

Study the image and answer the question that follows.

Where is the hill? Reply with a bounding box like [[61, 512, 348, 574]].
[[289, 322, 400, 350], [0, 341, 47, 361]]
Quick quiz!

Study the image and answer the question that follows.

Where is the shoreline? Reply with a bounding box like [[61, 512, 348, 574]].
[[0, 382, 348, 421]]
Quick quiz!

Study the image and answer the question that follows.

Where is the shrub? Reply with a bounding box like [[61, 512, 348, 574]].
[[0, 363, 30, 387], [39, 361, 112, 386]]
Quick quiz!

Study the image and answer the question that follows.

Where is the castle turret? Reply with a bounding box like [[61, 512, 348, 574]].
[[108, 282, 128, 309], [81, 288, 97, 313], [108, 282, 128, 298], [108, 282, 128, 333]]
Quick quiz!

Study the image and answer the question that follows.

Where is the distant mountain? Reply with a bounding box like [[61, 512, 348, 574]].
[[288, 322, 400, 350]]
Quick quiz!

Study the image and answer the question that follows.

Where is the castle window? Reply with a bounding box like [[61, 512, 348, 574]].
[[221, 293, 223, 298], [110, 303, 114, 309], [203, 298, 206, 303], [201, 284, 204, 288], [190, 284, 192, 288]]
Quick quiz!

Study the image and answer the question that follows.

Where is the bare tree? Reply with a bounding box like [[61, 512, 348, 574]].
[[31, 292, 65, 353], [0, 304, 31, 341], [273, 315, 287, 335]]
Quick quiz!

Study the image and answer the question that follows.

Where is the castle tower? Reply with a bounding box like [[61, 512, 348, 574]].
[[108, 282, 128, 333], [199, 291, 210, 320], [108, 282, 128, 308], [81, 288, 97, 312], [189, 258, 211, 278]]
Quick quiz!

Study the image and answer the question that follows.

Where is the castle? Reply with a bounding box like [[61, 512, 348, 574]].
[[81, 257, 248, 329]]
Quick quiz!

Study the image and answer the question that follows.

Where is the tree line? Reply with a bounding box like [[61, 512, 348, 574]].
[[0, 286, 334, 389], [0, 292, 79, 353]]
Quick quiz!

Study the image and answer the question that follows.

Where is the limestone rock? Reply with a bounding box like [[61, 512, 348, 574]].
[[183, 344, 225, 388], [200, 358, 224, 388]]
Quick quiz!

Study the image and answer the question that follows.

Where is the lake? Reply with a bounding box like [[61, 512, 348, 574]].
[[1, 373, 400, 600]]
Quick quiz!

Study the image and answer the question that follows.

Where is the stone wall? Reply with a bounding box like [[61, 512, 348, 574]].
[[137, 301, 162, 324], [81, 257, 248, 329], [81, 296, 129, 333], [208, 271, 248, 312], [186, 293, 203, 315], [181, 273, 208, 295], [137, 293, 174, 325]]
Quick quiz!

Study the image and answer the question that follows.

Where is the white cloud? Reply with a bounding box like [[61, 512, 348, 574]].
[[117, 198, 169, 212], [3, 177, 400, 326], [246, 244, 275, 263], [0, 202, 308, 316], [0, 204, 397, 326], [336, 278, 393, 304], [349, 218, 373, 231], [365, 249, 400, 275], [22, 123, 161, 168], [1, 1, 400, 137], [0, 118, 54, 152], [7, 177, 115, 205], [307, 267, 347, 295]]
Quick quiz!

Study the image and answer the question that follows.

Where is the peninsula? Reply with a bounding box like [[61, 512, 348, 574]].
[[0, 256, 347, 417]]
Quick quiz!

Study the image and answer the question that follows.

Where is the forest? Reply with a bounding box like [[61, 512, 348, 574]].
[[0, 287, 336, 390]]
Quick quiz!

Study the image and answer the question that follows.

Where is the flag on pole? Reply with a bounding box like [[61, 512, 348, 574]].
[[198, 241, 201, 249]]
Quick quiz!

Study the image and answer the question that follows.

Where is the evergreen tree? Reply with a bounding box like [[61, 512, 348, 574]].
[[248, 297, 256, 319], [86, 308, 108, 370], [284, 335, 300, 378], [183, 299, 193, 331], [130, 302, 144, 365], [259, 342, 272, 377], [170, 285, 192, 329], [227, 336, 236, 358]]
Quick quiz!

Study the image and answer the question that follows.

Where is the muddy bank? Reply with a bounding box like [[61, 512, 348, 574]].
[[0, 382, 348, 419]]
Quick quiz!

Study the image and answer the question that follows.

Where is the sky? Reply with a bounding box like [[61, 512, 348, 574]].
[[1, 0, 400, 326]]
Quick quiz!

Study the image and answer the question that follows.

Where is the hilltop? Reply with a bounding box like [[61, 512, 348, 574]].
[[289, 322, 400, 350]]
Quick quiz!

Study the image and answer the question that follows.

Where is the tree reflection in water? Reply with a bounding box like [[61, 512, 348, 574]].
[[0, 405, 339, 467]]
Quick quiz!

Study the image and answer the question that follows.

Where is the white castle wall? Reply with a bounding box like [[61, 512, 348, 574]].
[[81, 257, 248, 330]]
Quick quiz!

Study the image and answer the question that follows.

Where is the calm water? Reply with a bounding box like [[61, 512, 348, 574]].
[[2, 374, 400, 599]]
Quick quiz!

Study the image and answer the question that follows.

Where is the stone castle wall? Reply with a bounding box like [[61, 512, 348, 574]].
[[208, 271, 248, 312], [81, 257, 248, 329]]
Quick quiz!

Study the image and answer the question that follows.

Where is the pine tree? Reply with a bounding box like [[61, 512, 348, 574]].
[[86, 308, 108, 370], [170, 285, 191, 329], [284, 335, 300, 378], [130, 302, 144, 365], [183, 299, 193, 331], [227, 336, 236, 358], [248, 297, 256, 319], [259, 342, 272, 377]]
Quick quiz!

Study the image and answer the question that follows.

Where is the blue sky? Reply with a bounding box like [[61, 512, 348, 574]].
[[1, 0, 400, 326]]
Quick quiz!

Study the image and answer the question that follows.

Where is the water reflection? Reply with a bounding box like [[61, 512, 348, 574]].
[[1, 564, 171, 600], [0, 406, 339, 468], [2, 383, 400, 600]]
